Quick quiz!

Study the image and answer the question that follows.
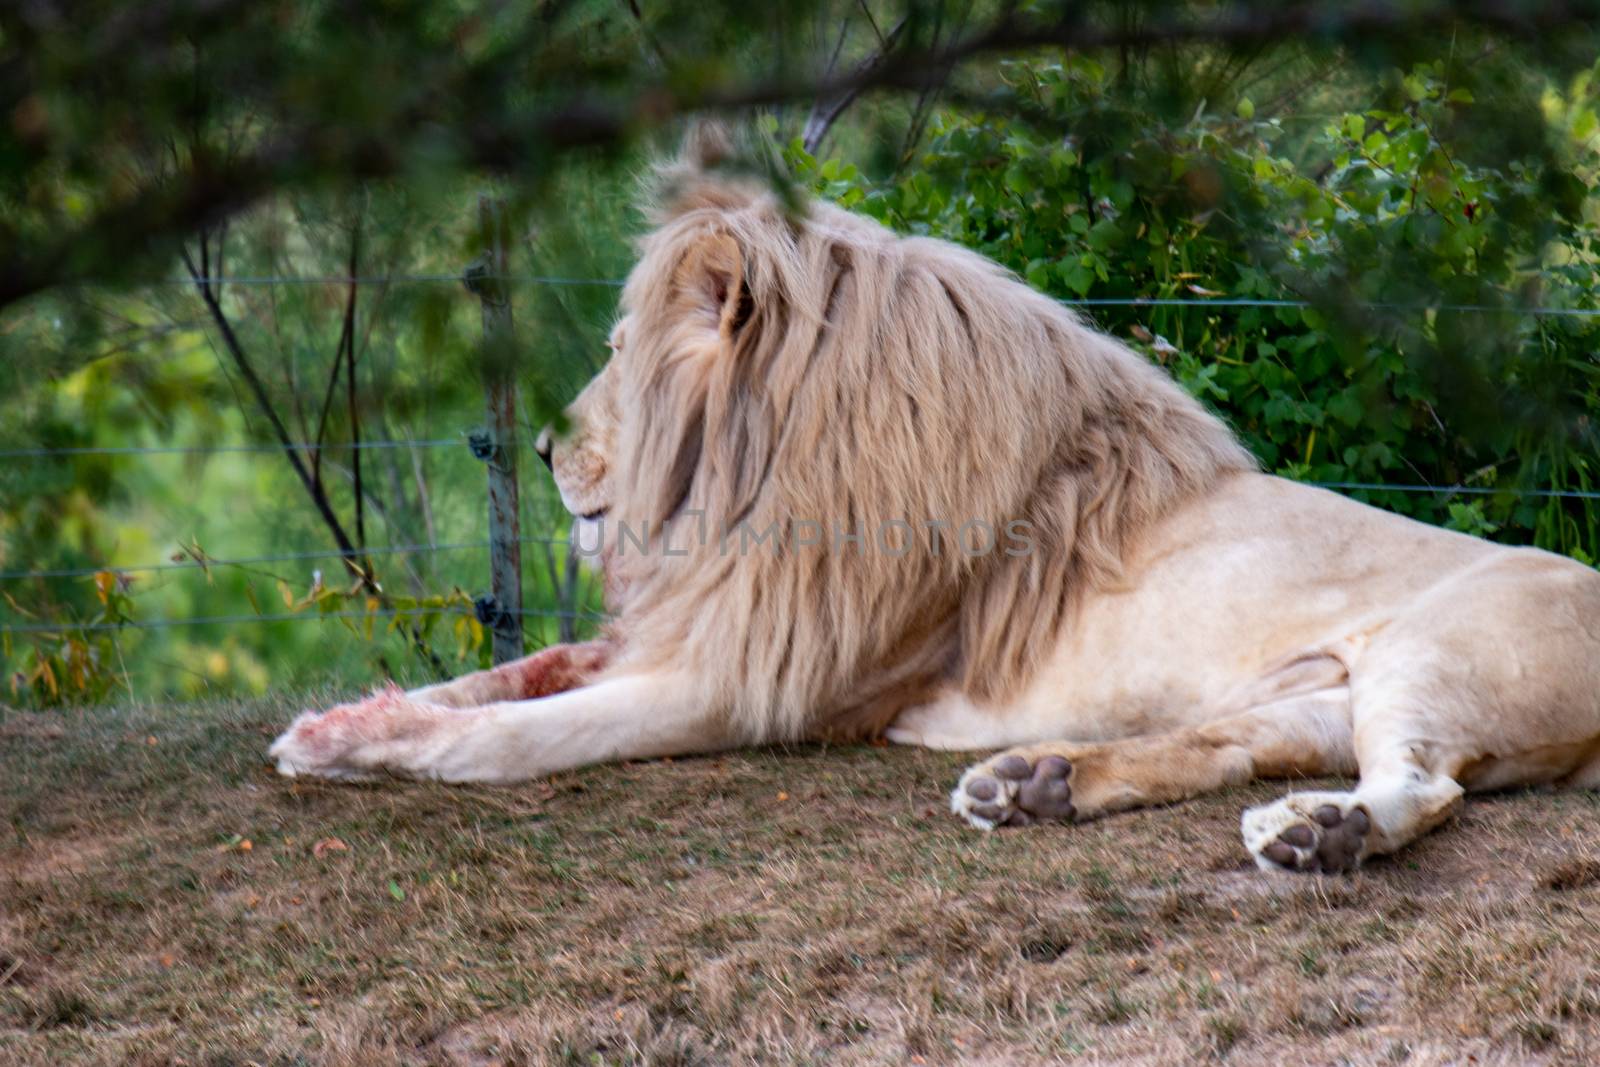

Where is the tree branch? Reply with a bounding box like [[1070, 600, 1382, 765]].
[[803, 16, 908, 154], [7, 1, 1600, 311], [182, 240, 365, 572], [182, 248, 451, 678], [342, 223, 368, 558]]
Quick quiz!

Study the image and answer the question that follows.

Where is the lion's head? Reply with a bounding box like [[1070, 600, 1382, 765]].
[[536, 341, 619, 561], [538, 124, 1252, 740]]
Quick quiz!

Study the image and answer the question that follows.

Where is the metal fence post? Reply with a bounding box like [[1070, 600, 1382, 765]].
[[463, 194, 523, 665]]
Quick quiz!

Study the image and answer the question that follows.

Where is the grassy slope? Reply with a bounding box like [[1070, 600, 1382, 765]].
[[3, 699, 1600, 1066]]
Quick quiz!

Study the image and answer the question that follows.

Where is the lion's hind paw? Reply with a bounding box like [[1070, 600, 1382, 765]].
[[952, 751, 1076, 830], [1243, 793, 1371, 874]]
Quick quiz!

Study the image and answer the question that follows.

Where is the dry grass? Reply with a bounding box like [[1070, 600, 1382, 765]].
[[4, 699, 1600, 1066]]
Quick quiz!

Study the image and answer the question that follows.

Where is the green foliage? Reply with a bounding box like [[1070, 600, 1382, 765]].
[[3, 570, 134, 704], [0, 182, 621, 705], [0, 0, 987, 314], [7, 6, 1600, 703], [791, 56, 1600, 563]]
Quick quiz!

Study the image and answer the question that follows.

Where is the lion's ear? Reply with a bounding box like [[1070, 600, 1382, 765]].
[[673, 232, 748, 340], [647, 119, 754, 222], [679, 119, 733, 172]]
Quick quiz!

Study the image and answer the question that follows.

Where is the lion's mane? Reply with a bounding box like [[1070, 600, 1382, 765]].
[[601, 128, 1254, 742]]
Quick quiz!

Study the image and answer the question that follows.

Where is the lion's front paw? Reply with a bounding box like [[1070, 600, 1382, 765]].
[[269, 710, 319, 777], [1242, 793, 1372, 874], [951, 750, 1076, 830], [268, 686, 436, 781], [268, 707, 374, 781]]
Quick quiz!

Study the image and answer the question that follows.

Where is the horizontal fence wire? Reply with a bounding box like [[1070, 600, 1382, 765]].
[[48, 271, 1600, 316], [0, 438, 461, 459], [1315, 481, 1600, 500], [0, 606, 607, 636], [6, 280, 1596, 464], [0, 536, 575, 582], [75, 274, 627, 288], [1069, 297, 1600, 316]]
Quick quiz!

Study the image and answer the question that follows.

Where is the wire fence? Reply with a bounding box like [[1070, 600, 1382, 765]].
[[1313, 481, 1600, 501], [1072, 296, 1600, 316], [5, 270, 1598, 646], [0, 605, 607, 636], [0, 536, 576, 582], [81, 274, 628, 288], [0, 468, 1593, 639], [0, 438, 461, 459], [1, 477, 1596, 588]]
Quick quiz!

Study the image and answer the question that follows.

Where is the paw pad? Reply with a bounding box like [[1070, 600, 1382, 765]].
[[1261, 804, 1371, 874], [953, 752, 1075, 829]]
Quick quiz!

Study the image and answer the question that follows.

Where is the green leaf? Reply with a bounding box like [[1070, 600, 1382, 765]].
[[387, 879, 405, 902], [1060, 263, 1095, 296], [1326, 390, 1365, 428], [1574, 108, 1598, 142], [1004, 165, 1037, 196], [1085, 218, 1122, 252]]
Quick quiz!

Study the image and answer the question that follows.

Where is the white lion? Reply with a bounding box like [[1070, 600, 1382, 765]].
[[272, 128, 1600, 874]]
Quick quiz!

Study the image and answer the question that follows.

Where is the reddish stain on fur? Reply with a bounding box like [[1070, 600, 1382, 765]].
[[279, 645, 615, 770], [287, 684, 438, 758], [491, 641, 613, 700]]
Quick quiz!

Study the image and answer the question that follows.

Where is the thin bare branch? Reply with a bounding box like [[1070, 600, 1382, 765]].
[[342, 222, 368, 559], [804, 16, 908, 153], [182, 243, 357, 563], [8, 1, 1600, 310]]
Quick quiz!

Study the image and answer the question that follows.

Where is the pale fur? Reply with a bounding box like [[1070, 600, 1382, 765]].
[[271, 128, 1600, 873], [599, 135, 1253, 742]]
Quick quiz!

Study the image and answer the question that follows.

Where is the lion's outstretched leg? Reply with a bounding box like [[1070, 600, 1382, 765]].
[[268, 643, 616, 780], [271, 672, 732, 783], [406, 640, 613, 708], [952, 690, 1354, 829]]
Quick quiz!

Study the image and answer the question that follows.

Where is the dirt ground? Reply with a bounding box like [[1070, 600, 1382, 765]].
[[3, 697, 1600, 1066]]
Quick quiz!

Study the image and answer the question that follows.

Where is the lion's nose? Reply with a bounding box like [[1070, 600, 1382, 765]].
[[534, 427, 554, 470]]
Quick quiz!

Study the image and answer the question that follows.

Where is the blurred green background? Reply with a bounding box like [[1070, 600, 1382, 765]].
[[2, 2, 1598, 705]]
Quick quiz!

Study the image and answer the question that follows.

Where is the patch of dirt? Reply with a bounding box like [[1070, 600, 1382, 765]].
[[2, 835, 115, 883]]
